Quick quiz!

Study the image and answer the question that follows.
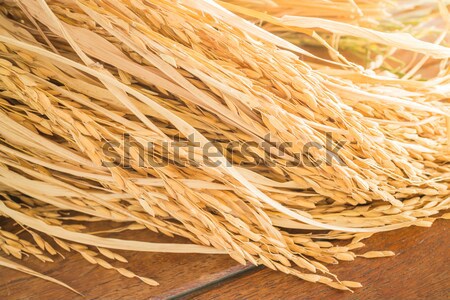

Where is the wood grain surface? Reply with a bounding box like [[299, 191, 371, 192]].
[[0, 219, 448, 299], [190, 220, 450, 300]]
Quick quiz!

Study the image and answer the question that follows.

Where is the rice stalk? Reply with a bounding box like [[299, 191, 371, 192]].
[[222, 0, 450, 77], [0, 0, 448, 293]]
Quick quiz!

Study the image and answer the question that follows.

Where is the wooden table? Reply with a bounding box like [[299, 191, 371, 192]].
[[0, 219, 448, 299]]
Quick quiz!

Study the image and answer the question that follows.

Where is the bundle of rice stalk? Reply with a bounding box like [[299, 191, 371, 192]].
[[221, 0, 450, 77], [0, 0, 448, 293]]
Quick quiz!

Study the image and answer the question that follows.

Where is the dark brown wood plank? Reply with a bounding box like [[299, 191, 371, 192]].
[[190, 220, 449, 300], [1, 219, 448, 299], [0, 219, 246, 300]]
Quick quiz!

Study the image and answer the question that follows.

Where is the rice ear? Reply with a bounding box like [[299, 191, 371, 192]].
[[0, 201, 226, 254]]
